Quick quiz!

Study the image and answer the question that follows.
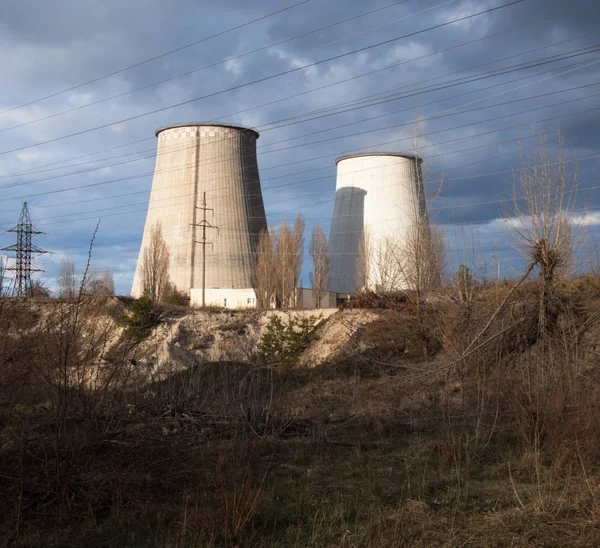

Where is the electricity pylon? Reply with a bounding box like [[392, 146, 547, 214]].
[[1, 202, 49, 296]]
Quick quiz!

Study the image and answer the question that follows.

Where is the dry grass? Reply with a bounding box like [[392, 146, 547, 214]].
[[2, 279, 600, 546]]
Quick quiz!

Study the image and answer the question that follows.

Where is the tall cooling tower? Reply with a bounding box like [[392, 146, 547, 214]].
[[131, 123, 267, 302], [328, 152, 427, 293]]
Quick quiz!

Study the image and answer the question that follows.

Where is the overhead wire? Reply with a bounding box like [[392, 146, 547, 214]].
[[0, 113, 593, 219], [0, 0, 524, 158], [0, 0, 315, 118], [2, 39, 597, 197], [0, 0, 446, 135], [16, 125, 600, 236], [2, 2, 596, 284], [2, 0, 595, 182], [2, 84, 599, 228]]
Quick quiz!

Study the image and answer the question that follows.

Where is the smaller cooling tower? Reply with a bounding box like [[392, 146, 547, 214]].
[[131, 123, 267, 306], [328, 153, 427, 293]]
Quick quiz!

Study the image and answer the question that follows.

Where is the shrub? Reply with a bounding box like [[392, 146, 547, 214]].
[[162, 282, 188, 306], [122, 295, 156, 340], [258, 314, 322, 367], [341, 290, 409, 310]]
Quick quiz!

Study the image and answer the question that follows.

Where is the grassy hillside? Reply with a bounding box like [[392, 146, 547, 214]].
[[2, 281, 600, 546]]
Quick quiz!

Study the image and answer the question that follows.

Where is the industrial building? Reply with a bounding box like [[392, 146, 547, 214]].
[[131, 125, 432, 308], [328, 152, 429, 294], [131, 123, 268, 307]]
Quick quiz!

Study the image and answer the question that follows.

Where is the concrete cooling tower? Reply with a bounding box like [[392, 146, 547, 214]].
[[328, 153, 428, 294], [131, 123, 267, 308]]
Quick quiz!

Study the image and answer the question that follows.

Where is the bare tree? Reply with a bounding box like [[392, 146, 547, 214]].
[[0, 257, 6, 297], [356, 231, 403, 292], [506, 131, 579, 334], [85, 267, 115, 295], [100, 268, 115, 295], [141, 221, 170, 303], [309, 224, 329, 308], [375, 237, 404, 292], [275, 220, 293, 308], [30, 279, 51, 298], [58, 257, 77, 299], [393, 221, 445, 297], [291, 214, 306, 306], [83, 266, 101, 295], [356, 225, 444, 296], [274, 215, 305, 308], [399, 118, 446, 298], [453, 264, 475, 305], [253, 228, 277, 308]]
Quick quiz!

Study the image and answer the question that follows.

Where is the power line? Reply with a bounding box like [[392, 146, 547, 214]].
[[0, 118, 588, 220], [2, 91, 599, 222], [0, 0, 427, 135], [2, 0, 594, 182], [24, 153, 600, 241], [0, 0, 314, 119], [193, 192, 219, 307], [0, 0, 524, 158], [2, 41, 596, 197]]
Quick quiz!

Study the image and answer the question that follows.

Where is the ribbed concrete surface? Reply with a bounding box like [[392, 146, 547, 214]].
[[131, 124, 267, 297], [328, 154, 427, 293]]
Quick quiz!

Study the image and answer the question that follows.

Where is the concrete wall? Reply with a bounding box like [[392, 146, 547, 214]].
[[295, 288, 337, 309], [190, 286, 338, 310], [190, 287, 257, 309], [328, 153, 427, 293], [132, 124, 267, 297], [327, 186, 366, 294]]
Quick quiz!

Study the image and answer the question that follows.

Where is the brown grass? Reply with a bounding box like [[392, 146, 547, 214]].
[[3, 279, 600, 546]]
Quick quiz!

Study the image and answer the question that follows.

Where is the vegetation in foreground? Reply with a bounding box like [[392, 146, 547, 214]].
[[2, 275, 600, 547]]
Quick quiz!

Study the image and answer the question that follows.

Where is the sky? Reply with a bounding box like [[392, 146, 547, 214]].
[[1, 0, 599, 294]]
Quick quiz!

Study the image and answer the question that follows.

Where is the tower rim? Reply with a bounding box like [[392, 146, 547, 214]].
[[155, 123, 259, 139], [335, 152, 422, 165]]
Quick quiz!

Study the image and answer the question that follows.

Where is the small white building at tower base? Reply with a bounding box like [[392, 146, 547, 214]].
[[190, 287, 339, 309], [190, 288, 258, 309]]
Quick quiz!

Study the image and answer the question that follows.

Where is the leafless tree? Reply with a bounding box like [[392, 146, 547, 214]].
[[58, 257, 77, 299], [291, 214, 306, 306], [274, 215, 305, 308], [253, 228, 277, 308], [30, 279, 51, 298], [506, 131, 579, 334], [275, 220, 293, 308], [356, 224, 444, 297], [393, 221, 445, 298], [141, 221, 170, 302], [100, 269, 115, 295], [0, 257, 6, 297], [401, 118, 446, 298], [309, 224, 329, 308], [85, 267, 115, 295], [356, 231, 403, 292]]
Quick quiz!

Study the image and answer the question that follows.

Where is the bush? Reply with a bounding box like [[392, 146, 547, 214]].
[[258, 314, 322, 367], [341, 290, 409, 310], [122, 295, 156, 340], [162, 282, 189, 306]]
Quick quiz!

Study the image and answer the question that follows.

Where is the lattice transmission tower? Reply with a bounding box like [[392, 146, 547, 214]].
[[1, 202, 49, 296]]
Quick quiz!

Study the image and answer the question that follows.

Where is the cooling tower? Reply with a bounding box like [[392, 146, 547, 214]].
[[131, 123, 267, 306], [328, 153, 428, 293]]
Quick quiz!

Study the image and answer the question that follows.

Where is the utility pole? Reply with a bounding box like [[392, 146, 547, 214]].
[[192, 192, 219, 307], [491, 253, 500, 282], [1, 202, 49, 296]]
